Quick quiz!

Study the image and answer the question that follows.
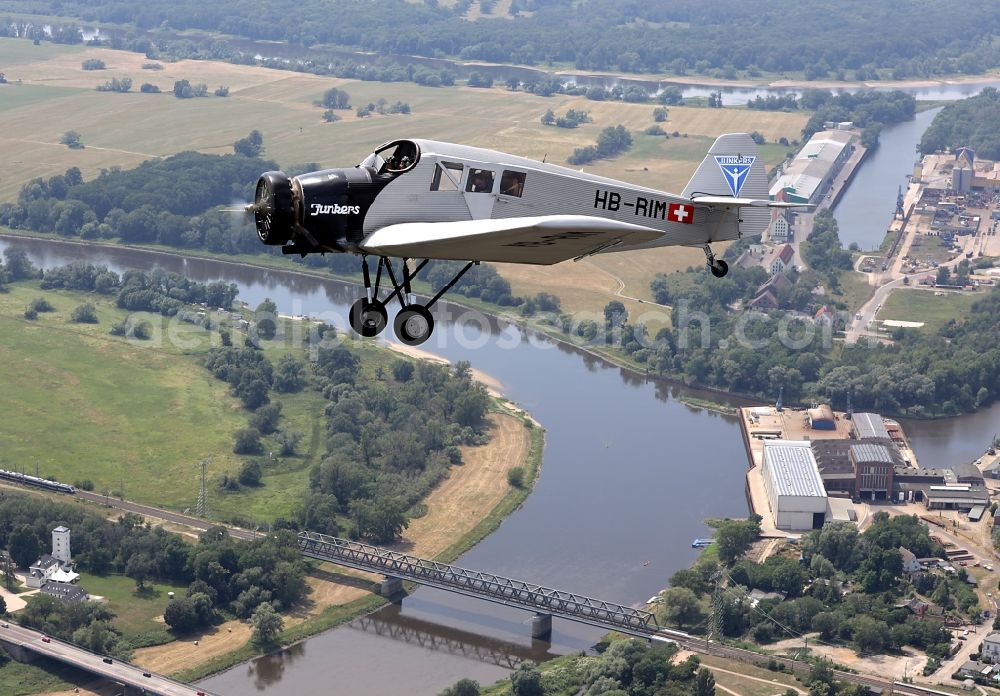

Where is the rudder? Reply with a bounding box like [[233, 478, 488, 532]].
[[682, 133, 770, 237]]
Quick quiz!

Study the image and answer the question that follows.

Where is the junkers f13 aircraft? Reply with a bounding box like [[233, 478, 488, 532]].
[[249, 133, 801, 345]]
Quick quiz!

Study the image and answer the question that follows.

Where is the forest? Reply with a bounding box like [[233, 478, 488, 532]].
[[661, 514, 959, 664], [0, 494, 308, 653], [919, 88, 1000, 159], [10, 0, 1000, 79], [201, 318, 492, 544], [555, 210, 1000, 418]]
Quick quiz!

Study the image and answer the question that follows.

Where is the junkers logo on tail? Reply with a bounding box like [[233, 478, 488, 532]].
[[310, 203, 360, 216], [714, 154, 755, 197]]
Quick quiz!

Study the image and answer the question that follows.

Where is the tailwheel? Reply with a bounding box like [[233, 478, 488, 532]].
[[393, 305, 434, 346], [702, 244, 729, 278], [349, 298, 388, 337]]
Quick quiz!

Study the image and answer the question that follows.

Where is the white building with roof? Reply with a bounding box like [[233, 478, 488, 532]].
[[982, 632, 1000, 661], [769, 130, 855, 205], [762, 440, 829, 531]]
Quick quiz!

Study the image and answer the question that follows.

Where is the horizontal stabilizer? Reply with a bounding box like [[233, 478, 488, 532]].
[[689, 195, 811, 208], [360, 215, 662, 265]]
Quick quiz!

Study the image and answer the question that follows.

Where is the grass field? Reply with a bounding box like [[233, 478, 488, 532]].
[[880, 287, 979, 333], [0, 658, 95, 696], [78, 572, 187, 641], [0, 37, 809, 315], [0, 281, 324, 521], [907, 233, 956, 266]]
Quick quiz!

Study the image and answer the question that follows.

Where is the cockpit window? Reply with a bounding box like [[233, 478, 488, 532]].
[[466, 168, 494, 193], [430, 162, 463, 191], [500, 170, 525, 197], [360, 140, 419, 176]]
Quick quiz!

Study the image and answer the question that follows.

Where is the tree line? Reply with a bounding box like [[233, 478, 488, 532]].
[[593, 211, 999, 418], [15, 0, 1000, 79], [0, 493, 308, 650], [920, 88, 1000, 159]]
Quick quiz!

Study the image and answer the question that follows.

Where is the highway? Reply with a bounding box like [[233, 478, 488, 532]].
[[0, 621, 216, 696]]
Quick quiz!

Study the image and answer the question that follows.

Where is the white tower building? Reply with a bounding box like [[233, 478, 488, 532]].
[[52, 526, 71, 564]]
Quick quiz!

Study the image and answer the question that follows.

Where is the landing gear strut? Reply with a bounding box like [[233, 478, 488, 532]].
[[348, 256, 476, 346], [703, 244, 729, 278]]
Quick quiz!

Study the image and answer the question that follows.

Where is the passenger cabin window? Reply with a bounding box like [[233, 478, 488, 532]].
[[500, 170, 525, 198], [430, 162, 463, 191], [466, 168, 495, 193]]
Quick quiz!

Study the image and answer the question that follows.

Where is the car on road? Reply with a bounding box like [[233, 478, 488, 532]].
[[41, 636, 50, 643], [102, 657, 113, 664], [987, 564, 994, 572], [143, 672, 152, 678]]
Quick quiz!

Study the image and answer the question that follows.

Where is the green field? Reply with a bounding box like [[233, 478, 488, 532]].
[[79, 572, 187, 643], [0, 281, 324, 522], [880, 287, 979, 333], [0, 658, 94, 696]]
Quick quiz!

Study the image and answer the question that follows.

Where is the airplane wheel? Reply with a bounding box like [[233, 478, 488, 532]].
[[349, 298, 388, 337], [393, 305, 434, 346], [710, 259, 729, 278]]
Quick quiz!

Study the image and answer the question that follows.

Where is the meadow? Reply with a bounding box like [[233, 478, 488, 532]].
[[0, 281, 324, 522]]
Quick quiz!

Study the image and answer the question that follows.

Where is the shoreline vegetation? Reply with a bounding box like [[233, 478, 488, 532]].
[[3, 229, 996, 423], [0, 228, 761, 417], [0, 262, 547, 683]]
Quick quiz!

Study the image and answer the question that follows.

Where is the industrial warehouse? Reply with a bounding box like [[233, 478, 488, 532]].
[[741, 405, 994, 532]]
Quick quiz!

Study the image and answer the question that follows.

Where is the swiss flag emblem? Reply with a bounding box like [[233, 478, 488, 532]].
[[668, 203, 694, 224]]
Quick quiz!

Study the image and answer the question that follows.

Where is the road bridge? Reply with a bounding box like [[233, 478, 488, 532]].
[[0, 621, 217, 696], [297, 530, 658, 639]]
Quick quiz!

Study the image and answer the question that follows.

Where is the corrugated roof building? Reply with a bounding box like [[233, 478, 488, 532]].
[[851, 413, 891, 441], [769, 130, 855, 204], [762, 440, 828, 531]]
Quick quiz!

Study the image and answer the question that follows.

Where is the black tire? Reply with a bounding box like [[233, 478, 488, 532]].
[[710, 259, 729, 278], [349, 298, 388, 337], [393, 305, 434, 346]]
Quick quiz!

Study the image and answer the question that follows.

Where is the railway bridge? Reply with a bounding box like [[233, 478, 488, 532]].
[[297, 530, 658, 639]]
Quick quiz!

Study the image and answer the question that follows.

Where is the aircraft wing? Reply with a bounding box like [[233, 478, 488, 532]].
[[359, 215, 663, 265]]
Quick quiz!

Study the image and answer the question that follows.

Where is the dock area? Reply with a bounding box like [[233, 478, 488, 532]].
[[739, 405, 939, 535]]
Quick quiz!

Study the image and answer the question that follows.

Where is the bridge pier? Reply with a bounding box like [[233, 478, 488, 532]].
[[380, 576, 405, 599], [530, 613, 552, 640]]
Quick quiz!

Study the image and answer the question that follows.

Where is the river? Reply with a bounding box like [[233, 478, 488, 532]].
[[1, 236, 997, 694]]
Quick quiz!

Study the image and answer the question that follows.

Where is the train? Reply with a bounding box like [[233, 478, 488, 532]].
[[0, 469, 76, 494]]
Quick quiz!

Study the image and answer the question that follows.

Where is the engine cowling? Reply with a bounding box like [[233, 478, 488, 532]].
[[252, 168, 375, 251], [252, 171, 294, 245]]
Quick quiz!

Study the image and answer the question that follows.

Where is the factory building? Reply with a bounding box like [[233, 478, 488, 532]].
[[769, 130, 855, 204], [851, 412, 891, 441], [762, 440, 828, 531], [851, 443, 895, 500]]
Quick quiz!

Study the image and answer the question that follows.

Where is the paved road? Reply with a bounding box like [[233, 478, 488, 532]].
[[0, 621, 216, 696]]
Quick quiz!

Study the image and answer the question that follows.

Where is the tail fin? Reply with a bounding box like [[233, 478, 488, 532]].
[[682, 133, 771, 237]]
